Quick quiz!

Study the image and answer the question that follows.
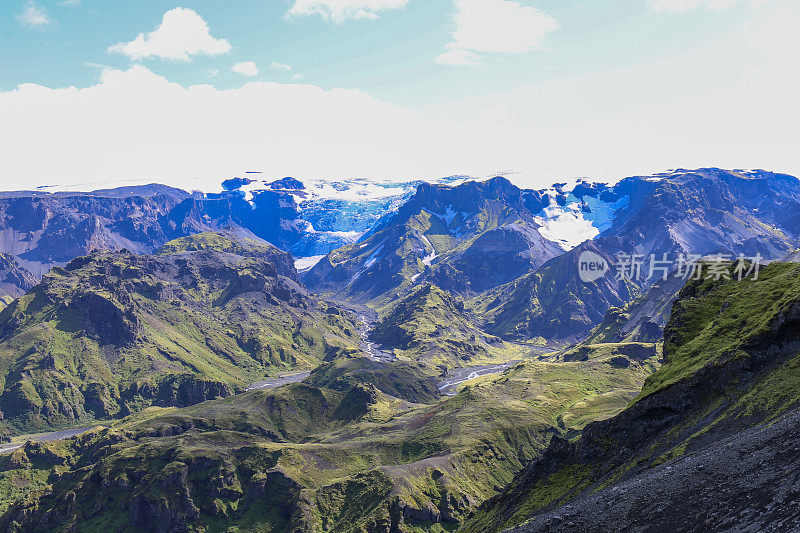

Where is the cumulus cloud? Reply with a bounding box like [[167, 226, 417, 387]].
[[17, 1, 52, 28], [108, 8, 231, 61], [288, 0, 411, 23], [0, 66, 524, 191], [270, 62, 293, 72], [0, 46, 798, 192], [438, 0, 558, 65], [231, 61, 259, 76]]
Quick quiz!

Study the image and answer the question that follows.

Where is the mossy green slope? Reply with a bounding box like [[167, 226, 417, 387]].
[[371, 284, 518, 373], [0, 348, 657, 532], [156, 229, 296, 278], [462, 261, 800, 532], [303, 357, 441, 403], [0, 242, 359, 433]]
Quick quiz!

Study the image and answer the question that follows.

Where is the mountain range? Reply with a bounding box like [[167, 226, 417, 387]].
[[0, 167, 799, 532]]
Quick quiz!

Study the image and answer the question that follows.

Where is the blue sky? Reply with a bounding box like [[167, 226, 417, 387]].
[[1, 0, 798, 190]]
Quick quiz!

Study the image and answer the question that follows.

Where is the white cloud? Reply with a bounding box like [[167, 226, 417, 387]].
[[648, 0, 741, 11], [108, 8, 231, 62], [435, 49, 483, 66], [288, 0, 410, 23], [270, 62, 293, 72], [439, 0, 558, 66], [0, 66, 522, 191], [291, 73, 305, 81], [84, 61, 112, 71], [231, 61, 259, 77], [1, 11, 799, 196], [58, 0, 81, 6], [17, 1, 52, 28]]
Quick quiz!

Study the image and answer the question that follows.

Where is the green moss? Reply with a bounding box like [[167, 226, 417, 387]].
[[0, 248, 360, 433], [638, 262, 800, 399], [372, 284, 525, 372], [0, 340, 656, 532], [461, 464, 592, 533]]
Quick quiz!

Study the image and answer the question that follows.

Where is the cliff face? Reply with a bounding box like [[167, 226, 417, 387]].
[[0, 187, 188, 274], [463, 261, 800, 532], [0, 253, 36, 301]]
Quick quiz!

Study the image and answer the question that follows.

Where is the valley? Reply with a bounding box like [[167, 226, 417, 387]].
[[0, 168, 798, 531]]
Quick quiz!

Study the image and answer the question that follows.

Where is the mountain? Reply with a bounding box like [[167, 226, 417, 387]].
[[590, 169, 800, 275], [463, 260, 800, 532], [3, 168, 794, 298], [468, 241, 639, 343], [0, 179, 427, 294], [0, 185, 189, 278], [1, 169, 799, 531], [302, 177, 563, 305], [155, 228, 297, 277], [370, 284, 517, 373], [302, 356, 441, 403], [578, 272, 685, 345], [222, 175, 462, 258], [460, 169, 800, 344], [0, 232, 359, 432]]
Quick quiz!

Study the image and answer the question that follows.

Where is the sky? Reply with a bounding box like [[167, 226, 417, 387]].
[[0, 0, 798, 191]]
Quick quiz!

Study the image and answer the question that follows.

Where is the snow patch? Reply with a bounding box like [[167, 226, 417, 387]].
[[534, 185, 630, 250], [419, 234, 437, 265], [295, 255, 324, 271], [535, 203, 599, 250]]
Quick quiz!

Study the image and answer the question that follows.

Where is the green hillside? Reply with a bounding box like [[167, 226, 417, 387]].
[[371, 284, 522, 372], [0, 343, 657, 531], [463, 261, 800, 532], [0, 240, 359, 434]]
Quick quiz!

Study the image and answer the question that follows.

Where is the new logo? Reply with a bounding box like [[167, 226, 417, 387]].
[[578, 250, 609, 283]]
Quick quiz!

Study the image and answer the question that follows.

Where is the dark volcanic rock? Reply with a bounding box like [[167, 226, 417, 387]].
[[474, 241, 638, 342], [510, 406, 800, 533]]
